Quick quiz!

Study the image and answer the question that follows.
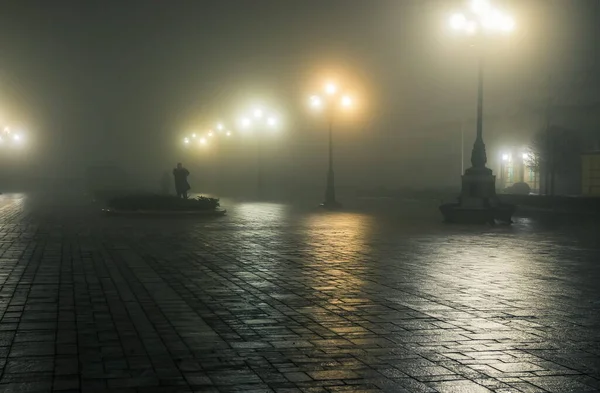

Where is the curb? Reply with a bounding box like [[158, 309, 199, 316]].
[[102, 208, 227, 217]]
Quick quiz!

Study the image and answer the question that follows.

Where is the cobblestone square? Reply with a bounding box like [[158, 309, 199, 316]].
[[0, 193, 599, 392]]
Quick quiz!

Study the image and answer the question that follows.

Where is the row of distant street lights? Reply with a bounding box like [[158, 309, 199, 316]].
[[180, 82, 353, 206], [183, 123, 232, 147]]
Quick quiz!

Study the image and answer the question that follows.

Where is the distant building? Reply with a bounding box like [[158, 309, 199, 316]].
[[498, 147, 539, 193], [582, 151, 600, 196]]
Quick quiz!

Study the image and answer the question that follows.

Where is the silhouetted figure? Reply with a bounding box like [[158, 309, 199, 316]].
[[160, 171, 171, 195], [173, 163, 190, 199]]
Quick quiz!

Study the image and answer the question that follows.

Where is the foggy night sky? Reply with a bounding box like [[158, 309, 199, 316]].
[[0, 0, 599, 192]]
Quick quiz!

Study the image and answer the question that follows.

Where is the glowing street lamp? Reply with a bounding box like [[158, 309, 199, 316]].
[[241, 117, 251, 129], [267, 117, 277, 127], [309, 82, 354, 209], [325, 83, 337, 95], [439, 0, 517, 223], [239, 107, 280, 198], [310, 95, 322, 108], [0, 126, 26, 149], [449, 0, 515, 176], [341, 95, 352, 108]]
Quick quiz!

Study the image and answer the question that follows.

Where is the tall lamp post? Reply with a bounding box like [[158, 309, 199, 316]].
[[440, 0, 516, 224], [310, 83, 353, 209], [449, 0, 514, 174], [240, 109, 279, 199]]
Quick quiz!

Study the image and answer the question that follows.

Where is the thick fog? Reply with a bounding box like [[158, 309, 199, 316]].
[[0, 0, 599, 196]]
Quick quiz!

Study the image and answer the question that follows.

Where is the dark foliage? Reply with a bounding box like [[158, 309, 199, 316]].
[[528, 125, 584, 195], [528, 126, 583, 175], [108, 194, 220, 211]]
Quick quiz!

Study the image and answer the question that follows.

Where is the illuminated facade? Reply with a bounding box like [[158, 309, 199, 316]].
[[499, 147, 539, 192], [582, 151, 600, 196]]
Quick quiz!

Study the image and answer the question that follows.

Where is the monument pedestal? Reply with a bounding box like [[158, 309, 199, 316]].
[[440, 166, 515, 224]]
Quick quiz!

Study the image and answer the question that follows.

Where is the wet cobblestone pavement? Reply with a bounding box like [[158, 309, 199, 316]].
[[0, 193, 599, 392]]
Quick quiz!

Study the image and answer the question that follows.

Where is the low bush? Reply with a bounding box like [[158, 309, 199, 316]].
[[108, 194, 220, 211]]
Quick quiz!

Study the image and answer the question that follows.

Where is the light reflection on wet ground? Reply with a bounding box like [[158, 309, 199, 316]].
[[1, 192, 600, 391]]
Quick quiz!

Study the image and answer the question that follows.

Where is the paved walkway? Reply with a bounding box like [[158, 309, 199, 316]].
[[0, 193, 599, 392]]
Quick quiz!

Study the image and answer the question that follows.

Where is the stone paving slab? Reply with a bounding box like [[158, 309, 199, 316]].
[[0, 193, 599, 392]]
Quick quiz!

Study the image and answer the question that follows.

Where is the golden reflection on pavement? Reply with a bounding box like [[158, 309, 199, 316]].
[[302, 212, 376, 262], [0, 193, 27, 220], [297, 212, 376, 321], [224, 202, 292, 263], [232, 202, 291, 228]]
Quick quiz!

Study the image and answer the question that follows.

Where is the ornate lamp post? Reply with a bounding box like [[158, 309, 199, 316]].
[[239, 109, 279, 199], [310, 83, 352, 209], [450, 0, 514, 174], [440, 0, 516, 224]]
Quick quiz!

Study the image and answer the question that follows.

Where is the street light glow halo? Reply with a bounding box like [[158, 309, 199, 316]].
[[501, 15, 515, 32], [310, 95, 322, 108], [341, 95, 352, 108], [465, 20, 477, 34], [450, 13, 467, 30], [449, 1, 514, 34], [241, 117, 251, 128], [471, 0, 491, 16], [325, 83, 337, 95]]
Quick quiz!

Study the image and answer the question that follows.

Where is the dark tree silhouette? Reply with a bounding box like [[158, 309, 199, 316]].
[[527, 126, 583, 196]]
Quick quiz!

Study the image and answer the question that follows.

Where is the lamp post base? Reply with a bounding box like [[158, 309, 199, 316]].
[[321, 169, 341, 209], [320, 200, 342, 210], [439, 166, 515, 224]]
